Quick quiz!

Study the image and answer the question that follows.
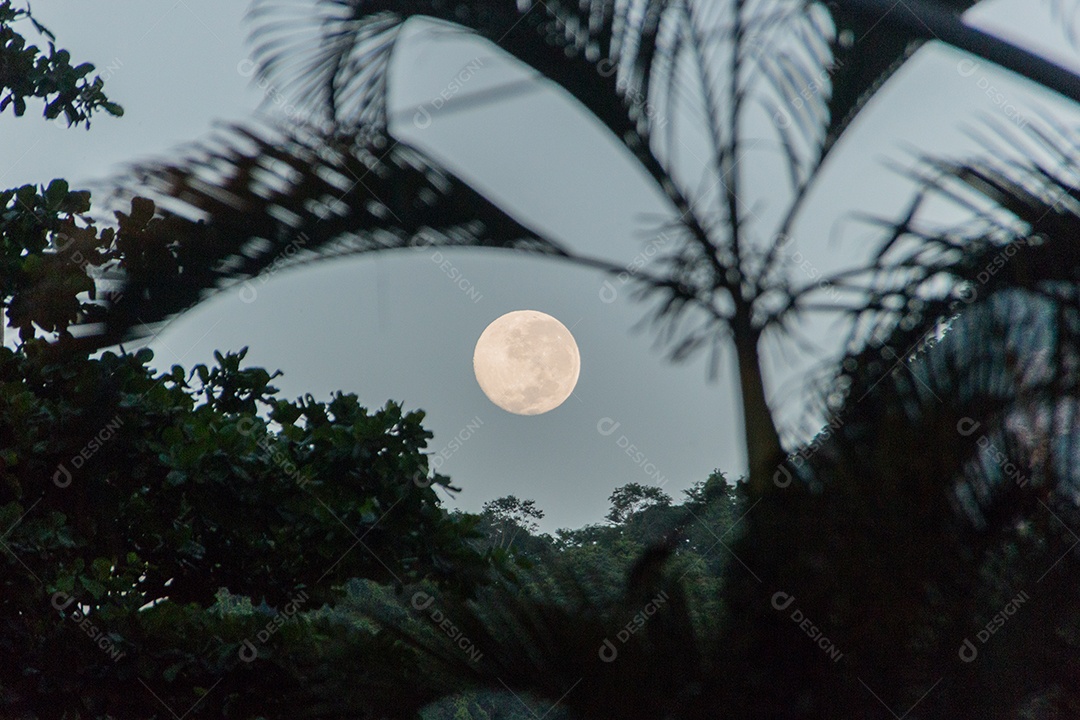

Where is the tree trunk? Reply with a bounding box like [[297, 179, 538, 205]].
[[732, 317, 783, 496]]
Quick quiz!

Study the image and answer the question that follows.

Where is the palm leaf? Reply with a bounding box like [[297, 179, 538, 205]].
[[76, 122, 572, 346], [247, 0, 680, 188], [334, 545, 712, 720], [719, 114, 1080, 717], [245, 0, 740, 308], [822, 0, 979, 154]]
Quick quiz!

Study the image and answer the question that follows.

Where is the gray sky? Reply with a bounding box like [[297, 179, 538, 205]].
[[1, 0, 1078, 532]]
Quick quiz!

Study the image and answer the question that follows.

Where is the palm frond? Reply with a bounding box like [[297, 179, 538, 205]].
[[710, 295, 1080, 715], [716, 113, 1080, 717], [311, 549, 712, 720], [822, 0, 979, 155], [77, 122, 570, 347], [761, 0, 1080, 283], [247, 0, 683, 197]]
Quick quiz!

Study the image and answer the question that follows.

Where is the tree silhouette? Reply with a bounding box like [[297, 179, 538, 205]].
[[480, 495, 545, 551], [0, 1, 123, 126], [605, 483, 671, 526], [34, 0, 1080, 717]]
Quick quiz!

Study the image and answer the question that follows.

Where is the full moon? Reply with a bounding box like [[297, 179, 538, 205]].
[[473, 310, 581, 415]]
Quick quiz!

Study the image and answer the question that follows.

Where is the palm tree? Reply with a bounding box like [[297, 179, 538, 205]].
[[69, 0, 1080, 716]]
